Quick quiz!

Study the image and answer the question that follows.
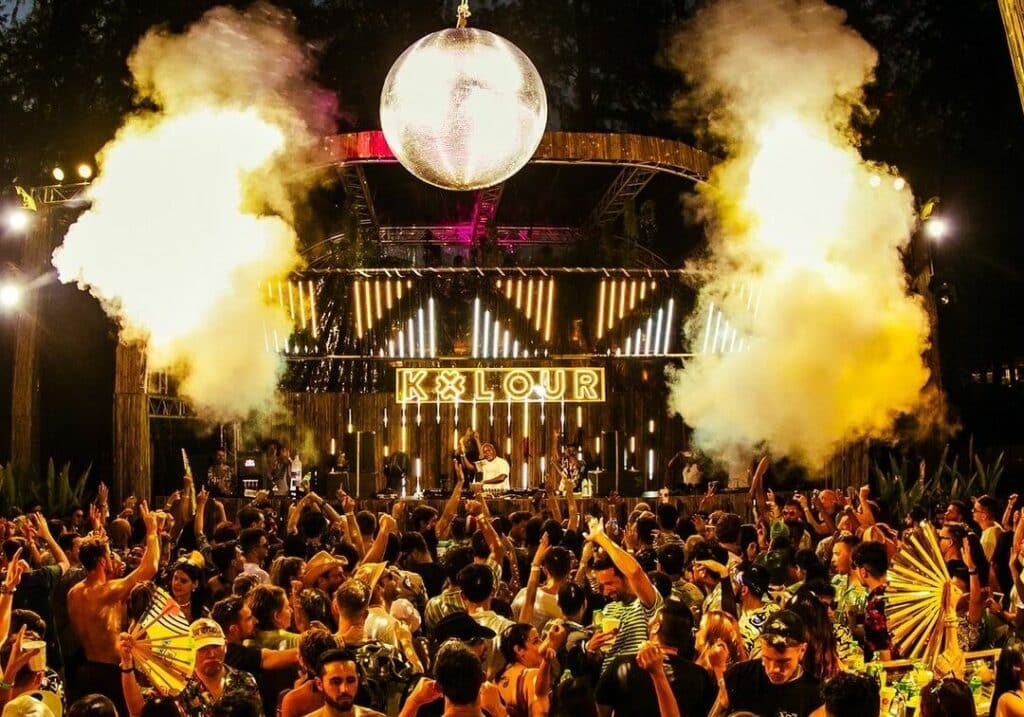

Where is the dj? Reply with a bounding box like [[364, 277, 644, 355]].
[[470, 442, 510, 493]]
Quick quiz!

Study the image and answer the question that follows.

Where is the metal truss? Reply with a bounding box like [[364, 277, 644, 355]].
[[303, 266, 700, 277], [337, 165, 379, 234], [30, 183, 91, 205], [589, 167, 657, 228], [377, 224, 580, 246], [148, 394, 197, 420], [470, 183, 505, 240]]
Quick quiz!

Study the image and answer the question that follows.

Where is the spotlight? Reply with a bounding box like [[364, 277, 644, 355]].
[[5, 208, 32, 232], [868, 174, 882, 188], [52, 167, 65, 182], [924, 216, 949, 241], [77, 164, 93, 180], [0, 283, 22, 310], [928, 275, 956, 307], [893, 177, 906, 192]]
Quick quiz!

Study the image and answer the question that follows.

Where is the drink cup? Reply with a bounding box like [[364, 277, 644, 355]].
[[23, 641, 46, 672]]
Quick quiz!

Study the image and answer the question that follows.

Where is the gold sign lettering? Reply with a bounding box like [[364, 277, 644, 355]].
[[395, 367, 605, 404]]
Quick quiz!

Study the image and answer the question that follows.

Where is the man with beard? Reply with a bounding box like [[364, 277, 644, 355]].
[[716, 610, 823, 717], [120, 618, 259, 717], [305, 648, 385, 717]]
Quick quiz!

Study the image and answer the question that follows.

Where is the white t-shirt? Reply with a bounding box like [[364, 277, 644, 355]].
[[512, 586, 563, 630], [477, 457, 511, 492]]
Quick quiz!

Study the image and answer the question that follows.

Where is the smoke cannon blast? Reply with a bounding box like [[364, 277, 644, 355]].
[[52, 3, 336, 420], [665, 0, 937, 467]]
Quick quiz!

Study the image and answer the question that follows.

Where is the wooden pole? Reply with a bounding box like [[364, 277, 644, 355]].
[[114, 342, 151, 503], [10, 212, 51, 482]]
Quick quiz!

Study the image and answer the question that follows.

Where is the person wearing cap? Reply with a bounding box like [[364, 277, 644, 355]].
[[716, 609, 823, 717], [433, 612, 496, 661], [357, 563, 425, 674], [736, 565, 781, 657], [305, 551, 348, 598], [304, 648, 385, 717], [119, 618, 258, 717], [458, 563, 514, 677]]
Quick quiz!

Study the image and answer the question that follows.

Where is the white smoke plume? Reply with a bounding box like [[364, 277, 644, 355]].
[[52, 3, 335, 420], [665, 0, 937, 468]]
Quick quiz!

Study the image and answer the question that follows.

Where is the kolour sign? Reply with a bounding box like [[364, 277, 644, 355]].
[[395, 367, 605, 404]]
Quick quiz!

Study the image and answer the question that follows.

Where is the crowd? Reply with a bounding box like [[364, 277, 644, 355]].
[[0, 454, 1021, 717]]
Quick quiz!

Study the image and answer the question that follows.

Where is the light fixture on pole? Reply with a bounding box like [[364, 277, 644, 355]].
[[379, 0, 547, 190]]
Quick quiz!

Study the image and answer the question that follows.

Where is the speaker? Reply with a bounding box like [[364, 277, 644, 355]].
[[600, 431, 620, 474], [342, 431, 377, 496]]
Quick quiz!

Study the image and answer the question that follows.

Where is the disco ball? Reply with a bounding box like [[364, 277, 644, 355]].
[[380, 28, 547, 191]]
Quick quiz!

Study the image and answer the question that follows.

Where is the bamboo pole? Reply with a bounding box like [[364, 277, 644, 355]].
[[114, 342, 151, 503]]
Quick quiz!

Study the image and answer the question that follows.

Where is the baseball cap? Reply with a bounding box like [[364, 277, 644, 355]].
[[434, 612, 496, 643], [2, 695, 54, 717], [759, 609, 807, 649], [737, 565, 769, 598], [190, 618, 226, 650]]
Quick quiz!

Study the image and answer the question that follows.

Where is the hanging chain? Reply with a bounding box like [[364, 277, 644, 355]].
[[456, 0, 471, 28]]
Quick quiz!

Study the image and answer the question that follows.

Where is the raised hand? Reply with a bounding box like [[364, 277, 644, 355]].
[[407, 677, 442, 706], [196, 488, 209, 508], [586, 516, 605, 541], [4, 547, 27, 594], [636, 641, 666, 674], [118, 632, 135, 668], [962, 537, 975, 571], [97, 482, 109, 506], [533, 532, 551, 567], [138, 501, 158, 534], [546, 622, 567, 650]]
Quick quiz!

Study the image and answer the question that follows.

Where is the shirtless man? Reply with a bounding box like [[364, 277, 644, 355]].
[[67, 501, 159, 711]]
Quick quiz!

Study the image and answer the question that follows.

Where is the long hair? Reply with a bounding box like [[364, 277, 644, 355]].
[[695, 610, 747, 668], [991, 643, 1024, 717], [787, 590, 840, 681]]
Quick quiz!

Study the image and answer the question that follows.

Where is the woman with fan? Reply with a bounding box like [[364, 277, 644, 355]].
[[165, 555, 212, 622]]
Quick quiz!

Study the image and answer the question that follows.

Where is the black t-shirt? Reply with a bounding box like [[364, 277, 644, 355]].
[[15, 565, 62, 669], [225, 642, 263, 677], [724, 659, 822, 717], [595, 652, 718, 717], [405, 561, 446, 598]]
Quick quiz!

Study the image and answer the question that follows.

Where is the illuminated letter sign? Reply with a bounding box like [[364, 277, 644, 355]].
[[395, 367, 605, 404]]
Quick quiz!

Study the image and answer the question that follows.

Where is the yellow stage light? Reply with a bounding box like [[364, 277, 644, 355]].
[[77, 164, 94, 180], [52, 167, 65, 182]]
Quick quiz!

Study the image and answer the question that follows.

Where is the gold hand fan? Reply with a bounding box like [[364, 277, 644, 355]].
[[129, 586, 196, 695], [886, 521, 957, 663]]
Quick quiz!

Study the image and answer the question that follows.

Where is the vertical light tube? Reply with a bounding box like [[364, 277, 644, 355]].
[[663, 299, 674, 354], [408, 318, 415, 357], [287, 281, 296, 322], [544, 278, 554, 343], [576, 405, 583, 427], [297, 281, 307, 330], [521, 463, 528, 490], [374, 280, 383, 320], [526, 279, 534, 321], [513, 340, 520, 358], [493, 320, 500, 358], [308, 280, 319, 339], [625, 335, 632, 356], [648, 449, 655, 482], [428, 297, 437, 358], [654, 307, 664, 355], [711, 310, 723, 354], [597, 280, 607, 339], [645, 316, 654, 355], [535, 279, 544, 331], [397, 330, 405, 358], [607, 281, 617, 330], [385, 279, 393, 309], [635, 327, 642, 355], [418, 306, 426, 358], [702, 302, 715, 353], [516, 278, 523, 309], [618, 278, 627, 320], [503, 329, 510, 358], [472, 297, 480, 358], [482, 310, 491, 359], [364, 280, 373, 331], [354, 280, 363, 338]]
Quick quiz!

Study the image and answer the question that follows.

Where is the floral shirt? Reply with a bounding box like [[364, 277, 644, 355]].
[[862, 584, 893, 660], [176, 665, 259, 717], [831, 574, 868, 627], [740, 601, 782, 657]]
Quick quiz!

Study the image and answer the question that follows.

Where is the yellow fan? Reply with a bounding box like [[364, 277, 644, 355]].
[[129, 587, 196, 695], [886, 521, 957, 663]]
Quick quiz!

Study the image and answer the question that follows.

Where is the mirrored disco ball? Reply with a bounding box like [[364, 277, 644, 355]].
[[380, 28, 548, 191]]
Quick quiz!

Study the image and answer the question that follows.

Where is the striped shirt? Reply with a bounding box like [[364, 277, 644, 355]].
[[424, 588, 466, 631], [600, 591, 664, 674]]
